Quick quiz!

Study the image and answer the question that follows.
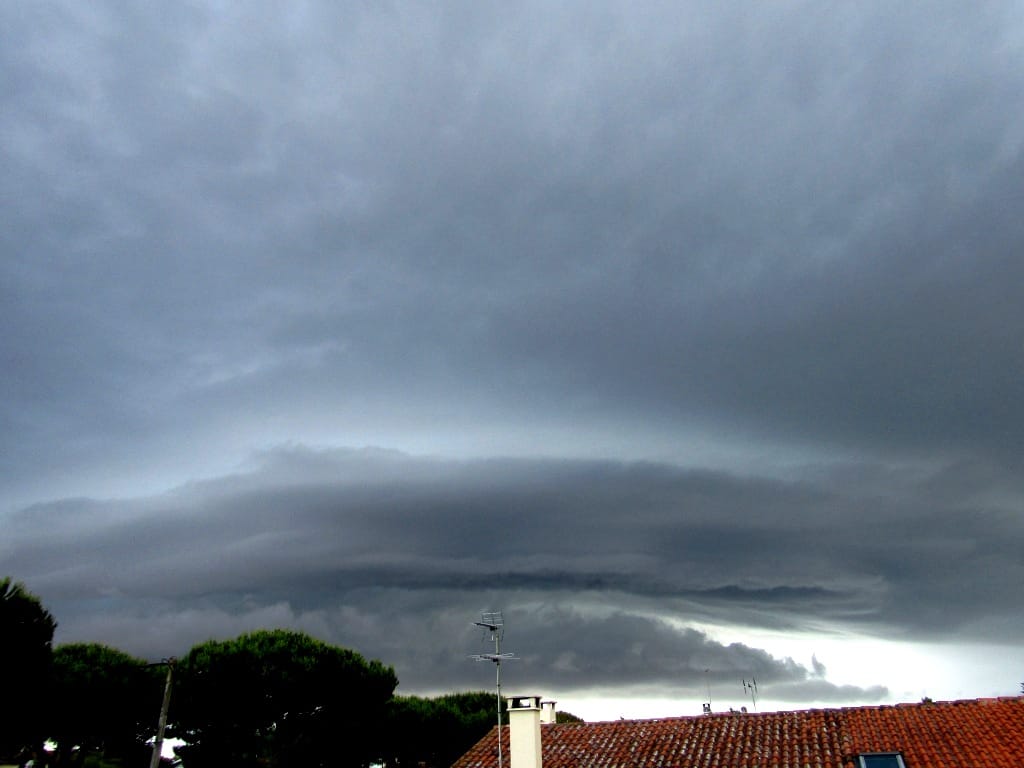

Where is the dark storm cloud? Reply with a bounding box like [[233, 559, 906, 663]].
[[3, 0, 1024, 706], [3, 1, 1024, 505], [2, 449, 1018, 696]]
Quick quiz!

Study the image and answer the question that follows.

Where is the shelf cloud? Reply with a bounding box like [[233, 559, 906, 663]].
[[3, 0, 1023, 709]]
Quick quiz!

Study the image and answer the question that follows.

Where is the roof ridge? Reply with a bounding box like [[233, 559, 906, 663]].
[[539, 695, 1024, 726], [452, 695, 1024, 768]]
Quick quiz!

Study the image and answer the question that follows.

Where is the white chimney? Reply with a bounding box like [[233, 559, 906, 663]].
[[508, 695, 543, 768], [540, 700, 557, 724]]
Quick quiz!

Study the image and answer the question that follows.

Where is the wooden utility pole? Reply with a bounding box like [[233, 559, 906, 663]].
[[149, 658, 176, 768]]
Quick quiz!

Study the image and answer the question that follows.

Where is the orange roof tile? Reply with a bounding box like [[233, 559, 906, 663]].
[[452, 697, 1024, 768]]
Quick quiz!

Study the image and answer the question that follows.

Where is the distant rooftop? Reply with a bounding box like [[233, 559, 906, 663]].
[[453, 696, 1024, 768]]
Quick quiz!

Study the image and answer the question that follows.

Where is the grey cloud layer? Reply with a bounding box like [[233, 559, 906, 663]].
[[3, 1, 1023, 705], [3, 2, 1024, 503], [5, 449, 1019, 696]]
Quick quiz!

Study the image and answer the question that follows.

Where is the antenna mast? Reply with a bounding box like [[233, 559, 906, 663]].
[[472, 611, 517, 768], [703, 668, 712, 714], [743, 677, 758, 712]]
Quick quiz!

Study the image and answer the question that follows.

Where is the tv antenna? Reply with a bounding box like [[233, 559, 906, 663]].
[[702, 668, 712, 714], [471, 611, 517, 768], [743, 677, 758, 711]]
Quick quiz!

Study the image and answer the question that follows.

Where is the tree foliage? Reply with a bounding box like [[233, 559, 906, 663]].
[[381, 691, 501, 768], [0, 577, 57, 759], [1, 582, 565, 767], [555, 709, 584, 723], [47, 643, 163, 768], [170, 629, 397, 768]]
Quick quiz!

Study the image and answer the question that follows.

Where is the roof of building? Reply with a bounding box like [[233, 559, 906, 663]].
[[451, 696, 1024, 768]]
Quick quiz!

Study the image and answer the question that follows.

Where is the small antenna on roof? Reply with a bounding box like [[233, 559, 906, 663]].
[[743, 677, 758, 711], [471, 611, 518, 768], [703, 668, 712, 714]]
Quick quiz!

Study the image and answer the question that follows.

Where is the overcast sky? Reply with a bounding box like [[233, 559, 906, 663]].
[[3, 1, 1023, 719]]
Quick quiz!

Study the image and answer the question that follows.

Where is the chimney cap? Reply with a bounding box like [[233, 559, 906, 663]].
[[509, 695, 543, 710]]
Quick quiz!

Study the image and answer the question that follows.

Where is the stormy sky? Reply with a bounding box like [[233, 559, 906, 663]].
[[3, 1, 1023, 717]]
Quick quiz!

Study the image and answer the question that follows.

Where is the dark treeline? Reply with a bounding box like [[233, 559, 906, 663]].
[[1, 578, 556, 768]]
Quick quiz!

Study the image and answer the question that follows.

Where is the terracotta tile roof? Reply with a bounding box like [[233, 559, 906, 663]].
[[451, 697, 1024, 768]]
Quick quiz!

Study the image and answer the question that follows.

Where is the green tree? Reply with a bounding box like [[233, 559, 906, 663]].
[[170, 629, 397, 768], [0, 577, 57, 761], [381, 691, 502, 768], [555, 710, 584, 723], [47, 643, 163, 768]]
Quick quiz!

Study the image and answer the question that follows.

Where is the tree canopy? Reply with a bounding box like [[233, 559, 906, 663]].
[[170, 629, 397, 768], [0, 577, 57, 760], [47, 643, 163, 768], [0, 580, 539, 768], [382, 691, 501, 768], [556, 709, 584, 723]]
